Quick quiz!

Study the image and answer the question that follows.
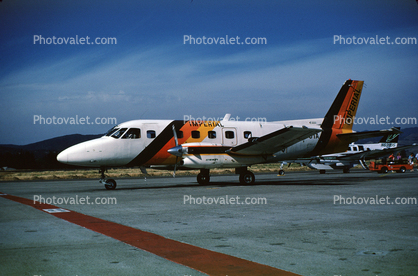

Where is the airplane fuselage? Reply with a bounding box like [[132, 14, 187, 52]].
[[57, 118, 324, 169]]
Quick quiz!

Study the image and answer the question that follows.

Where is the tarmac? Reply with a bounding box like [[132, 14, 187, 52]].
[[0, 169, 417, 276]]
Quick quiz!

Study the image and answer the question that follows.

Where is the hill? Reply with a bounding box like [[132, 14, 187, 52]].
[[0, 134, 101, 169]]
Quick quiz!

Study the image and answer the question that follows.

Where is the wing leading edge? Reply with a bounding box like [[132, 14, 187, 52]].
[[227, 126, 322, 156]]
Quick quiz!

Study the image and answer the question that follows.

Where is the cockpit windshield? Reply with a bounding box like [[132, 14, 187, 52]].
[[104, 127, 128, 138], [105, 126, 118, 137], [110, 128, 128, 138], [105, 127, 140, 139]]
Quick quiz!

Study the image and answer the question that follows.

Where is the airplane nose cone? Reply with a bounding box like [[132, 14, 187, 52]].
[[56, 151, 68, 163], [56, 143, 88, 166]]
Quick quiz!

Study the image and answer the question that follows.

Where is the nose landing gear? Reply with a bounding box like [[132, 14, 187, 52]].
[[99, 168, 117, 190]]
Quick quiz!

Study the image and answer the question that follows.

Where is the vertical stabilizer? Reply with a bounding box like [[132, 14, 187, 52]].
[[311, 79, 364, 156], [321, 80, 364, 131], [379, 127, 400, 143]]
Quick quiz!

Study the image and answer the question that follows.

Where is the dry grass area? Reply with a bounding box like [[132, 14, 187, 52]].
[[0, 163, 311, 182]]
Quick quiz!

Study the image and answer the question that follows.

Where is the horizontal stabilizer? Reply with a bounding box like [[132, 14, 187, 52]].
[[228, 126, 321, 156], [337, 144, 418, 161], [336, 127, 402, 143]]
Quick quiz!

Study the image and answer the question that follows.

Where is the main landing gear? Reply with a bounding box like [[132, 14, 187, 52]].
[[196, 167, 256, 185], [99, 167, 117, 190], [197, 169, 210, 185]]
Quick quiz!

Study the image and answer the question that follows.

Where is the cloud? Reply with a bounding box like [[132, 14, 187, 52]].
[[1, 27, 417, 144]]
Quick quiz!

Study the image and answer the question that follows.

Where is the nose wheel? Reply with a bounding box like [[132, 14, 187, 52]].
[[99, 168, 117, 190], [104, 179, 117, 190]]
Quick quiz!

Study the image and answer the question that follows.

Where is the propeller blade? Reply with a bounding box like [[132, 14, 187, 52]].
[[172, 124, 179, 147], [172, 124, 179, 177], [173, 158, 178, 178]]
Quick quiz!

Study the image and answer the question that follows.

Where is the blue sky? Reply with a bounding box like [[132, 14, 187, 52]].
[[1, 0, 417, 145]]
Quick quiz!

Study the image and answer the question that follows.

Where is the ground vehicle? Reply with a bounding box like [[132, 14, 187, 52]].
[[369, 159, 412, 173]]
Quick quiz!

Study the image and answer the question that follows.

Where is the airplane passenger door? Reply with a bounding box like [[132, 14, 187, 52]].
[[222, 128, 237, 146]]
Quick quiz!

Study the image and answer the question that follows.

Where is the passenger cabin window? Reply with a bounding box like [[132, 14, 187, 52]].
[[122, 128, 141, 139], [147, 130, 156, 139], [244, 131, 252, 139], [175, 130, 183, 139], [208, 131, 216, 139], [110, 128, 127, 139], [225, 131, 234, 139], [353, 147, 358, 151], [191, 130, 200, 139], [358, 145, 364, 151]]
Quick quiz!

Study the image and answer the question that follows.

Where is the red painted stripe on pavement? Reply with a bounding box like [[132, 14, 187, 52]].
[[1, 193, 301, 276]]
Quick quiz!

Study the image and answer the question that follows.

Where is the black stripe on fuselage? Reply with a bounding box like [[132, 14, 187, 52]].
[[126, 120, 185, 167], [308, 128, 333, 157], [187, 146, 230, 155]]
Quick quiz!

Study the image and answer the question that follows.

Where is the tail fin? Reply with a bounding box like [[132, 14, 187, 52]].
[[321, 80, 364, 131], [379, 127, 400, 143]]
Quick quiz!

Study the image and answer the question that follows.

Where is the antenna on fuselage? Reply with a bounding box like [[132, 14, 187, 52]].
[[222, 113, 231, 121]]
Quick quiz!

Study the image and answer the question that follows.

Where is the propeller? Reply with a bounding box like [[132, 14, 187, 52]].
[[168, 125, 184, 177]]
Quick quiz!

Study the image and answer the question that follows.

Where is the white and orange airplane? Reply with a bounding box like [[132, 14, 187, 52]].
[[57, 79, 399, 189]]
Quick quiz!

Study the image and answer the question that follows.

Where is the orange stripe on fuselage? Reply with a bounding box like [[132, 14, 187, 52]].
[[144, 121, 221, 165]]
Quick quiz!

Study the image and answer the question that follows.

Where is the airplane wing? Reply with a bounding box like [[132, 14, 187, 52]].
[[336, 127, 402, 143], [228, 126, 321, 156]]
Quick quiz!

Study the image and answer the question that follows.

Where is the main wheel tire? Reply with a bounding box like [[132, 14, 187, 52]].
[[278, 170, 285, 176], [380, 167, 388, 174], [104, 179, 117, 190], [398, 166, 406, 173], [239, 171, 255, 185], [197, 173, 210, 185]]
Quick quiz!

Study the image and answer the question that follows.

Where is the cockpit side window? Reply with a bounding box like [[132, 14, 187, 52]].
[[122, 128, 141, 139], [111, 128, 128, 139]]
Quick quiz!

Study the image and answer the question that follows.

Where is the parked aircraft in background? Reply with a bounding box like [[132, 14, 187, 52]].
[[57, 79, 400, 189], [295, 128, 405, 173]]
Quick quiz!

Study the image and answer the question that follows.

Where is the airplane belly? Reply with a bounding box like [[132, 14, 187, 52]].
[[272, 139, 318, 161]]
